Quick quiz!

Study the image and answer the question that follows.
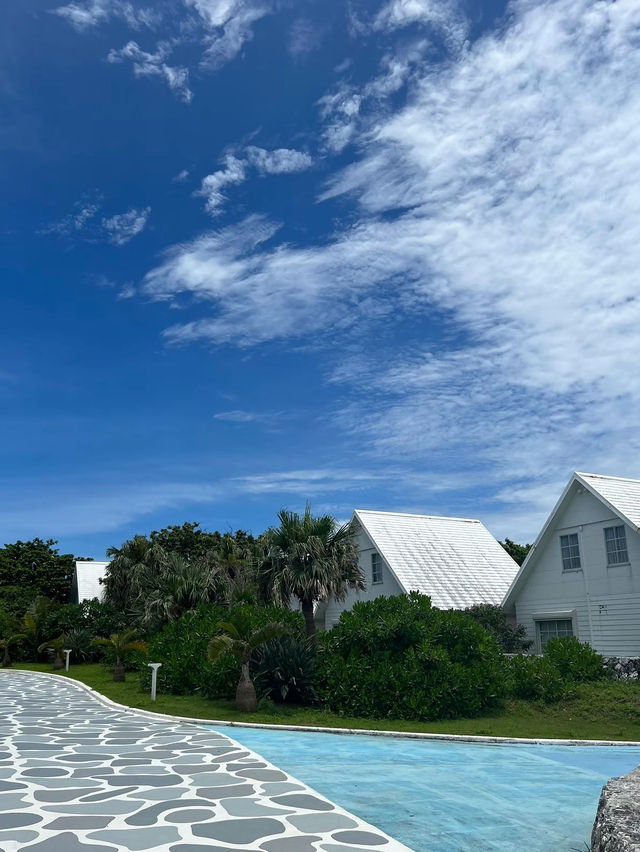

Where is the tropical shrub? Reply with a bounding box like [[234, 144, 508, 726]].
[[543, 636, 607, 682], [253, 634, 317, 704], [144, 604, 305, 700], [315, 593, 506, 721], [207, 612, 290, 712], [505, 654, 565, 701], [0, 586, 38, 620], [92, 630, 148, 681], [40, 600, 124, 658], [463, 604, 532, 653]]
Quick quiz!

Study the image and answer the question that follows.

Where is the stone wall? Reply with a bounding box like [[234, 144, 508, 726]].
[[592, 766, 640, 851], [602, 657, 640, 680]]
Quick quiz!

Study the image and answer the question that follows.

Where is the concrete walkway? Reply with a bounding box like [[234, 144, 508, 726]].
[[0, 672, 412, 852]]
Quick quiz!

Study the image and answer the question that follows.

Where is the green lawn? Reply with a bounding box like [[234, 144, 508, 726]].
[[10, 663, 640, 741]]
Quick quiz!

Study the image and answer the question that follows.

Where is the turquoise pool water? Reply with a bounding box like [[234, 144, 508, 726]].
[[211, 727, 640, 851]]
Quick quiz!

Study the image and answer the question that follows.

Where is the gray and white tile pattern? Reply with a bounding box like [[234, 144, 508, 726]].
[[0, 672, 412, 851]]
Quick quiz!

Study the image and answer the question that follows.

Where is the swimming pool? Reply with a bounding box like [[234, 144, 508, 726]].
[[211, 727, 640, 851]]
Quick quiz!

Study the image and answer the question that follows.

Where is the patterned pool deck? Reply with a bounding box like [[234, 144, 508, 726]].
[[0, 672, 413, 852]]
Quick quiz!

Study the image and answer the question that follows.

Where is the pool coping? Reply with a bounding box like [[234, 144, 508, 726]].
[[7, 668, 640, 748]]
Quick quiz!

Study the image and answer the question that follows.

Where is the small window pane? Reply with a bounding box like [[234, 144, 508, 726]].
[[538, 619, 573, 650], [604, 525, 628, 565], [371, 552, 383, 584], [560, 533, 581, 570]]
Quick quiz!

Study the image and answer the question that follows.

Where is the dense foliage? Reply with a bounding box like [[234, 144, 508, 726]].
[[144, 604, 305, 700], [315, 593, 505, 721], [253, 635, 317, 705], [543, 636, 608, 683], [0, 539, 78, 603], [463, 604, 532, 653], [499, 538, 532, 566]]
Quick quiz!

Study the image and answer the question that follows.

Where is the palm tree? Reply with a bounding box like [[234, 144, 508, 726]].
[[92, 630, 148, 681], [0, 632, 26, 668], [103, 536, 164, 615], [207, 610, 290, 712], [260, 505, 365, 640], [37, 635, 66, 670]]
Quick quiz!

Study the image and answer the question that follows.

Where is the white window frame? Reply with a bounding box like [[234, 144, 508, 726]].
[[532, 610, 577, 654], [604, 525, 629, 566], [560, 532, 581, 571], [371, 552, 383, 585]]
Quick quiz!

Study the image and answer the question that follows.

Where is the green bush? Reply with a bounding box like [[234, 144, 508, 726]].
[[0, 586, 37, 620], [144, 604, 305, 700], [252, 635, 317, 704], [40, 600, 125, 662], [505, 654, 565, 702], [463, 604, 532, 653], [315, 593, 506, 721], [543, 636, 607, 683]]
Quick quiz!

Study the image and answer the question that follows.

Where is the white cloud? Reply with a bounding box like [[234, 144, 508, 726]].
[[53, 0, 159, 31], [102, 207, 150, 245], [245, 146, 313, 174], [373, 0, 468, 48], [185, 0, 274, 68], [288, 17, 325, 58], [41, 200, 101, 237], [196, 147, 312, 215], [143, 0, 640, 536], [196, 155, 246, 215], [173, 169, 190, 182], [107, 41, 193, 103], [213, 409, 283, 424]]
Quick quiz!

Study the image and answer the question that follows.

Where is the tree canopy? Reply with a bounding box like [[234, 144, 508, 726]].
[[500, 538, 532, 566], [0, 539, 76, 602]]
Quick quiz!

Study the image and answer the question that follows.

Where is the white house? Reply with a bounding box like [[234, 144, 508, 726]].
[[71, 560, 109, 603], [503, 472, 640, 656], [317, 509, 520, 630]]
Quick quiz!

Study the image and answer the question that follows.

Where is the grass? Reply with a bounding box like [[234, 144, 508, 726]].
[[10, 663, 640, 741]]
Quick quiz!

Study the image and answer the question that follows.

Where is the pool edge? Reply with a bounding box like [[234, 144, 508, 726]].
[[5, 668, 640, 748]]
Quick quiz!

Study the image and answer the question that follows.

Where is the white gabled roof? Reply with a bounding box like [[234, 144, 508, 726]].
[[576, 472, 640, 531], [503, 471, 640, 610], [73, 561, 109, 602], [353, 509, 519, 610]]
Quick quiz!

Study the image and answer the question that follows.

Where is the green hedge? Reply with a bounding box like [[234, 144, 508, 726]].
[[315, 593, 505, 721], [144, 604, 305, 700]]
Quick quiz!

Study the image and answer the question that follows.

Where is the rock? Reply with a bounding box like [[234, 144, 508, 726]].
[[591, 766, 640, 851]]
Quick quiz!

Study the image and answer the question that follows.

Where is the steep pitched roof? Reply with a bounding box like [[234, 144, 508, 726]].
[[73, 561, 109, 602], [502, 471, 640, 610], [576, 472, 640, 530], [353, 509, 519, 609]]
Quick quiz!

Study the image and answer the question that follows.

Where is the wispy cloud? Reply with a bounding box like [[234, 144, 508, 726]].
[[173, 169, 190, 183], [245, 146, 313, 175], [196, 154, 247, 215], [41, 198, 102, 237], [143, 0, 640, 537], [213, 409, 283, 424], [186, 0, 274, 69], [53, 0, 160, 31], [107, 41, 193, 102], [288, 17, 325, 59], [196, 146, 312, 215], [102, 207, 150, 245]]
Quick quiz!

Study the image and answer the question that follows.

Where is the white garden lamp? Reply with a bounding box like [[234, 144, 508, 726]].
[[63, 649, 72, 671], [148, 663, 162, 702]]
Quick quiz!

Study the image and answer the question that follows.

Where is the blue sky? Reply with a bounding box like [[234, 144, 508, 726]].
[[2, 0, 639, 559]]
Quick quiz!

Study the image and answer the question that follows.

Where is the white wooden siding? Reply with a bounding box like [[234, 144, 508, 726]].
[[323, 526, 404, 628], [513, 487, 640, 655]]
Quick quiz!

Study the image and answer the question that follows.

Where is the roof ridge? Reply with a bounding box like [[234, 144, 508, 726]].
[[577, 471, 640, 485], [354, 509, 480, 523]]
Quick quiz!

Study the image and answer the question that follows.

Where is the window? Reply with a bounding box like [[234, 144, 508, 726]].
[[371, 552, 383, 584], [560, 533, 581, 571], [537, 619, 573, 650], [604, 525, 629, 565]]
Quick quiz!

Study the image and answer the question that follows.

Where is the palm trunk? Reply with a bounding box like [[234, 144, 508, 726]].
[[53, 651, 64, 670], [113, 654, 126, 682], [235, 662, 257, 712], [2, 647, 11, 668], [301, 598, 316, 642]]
